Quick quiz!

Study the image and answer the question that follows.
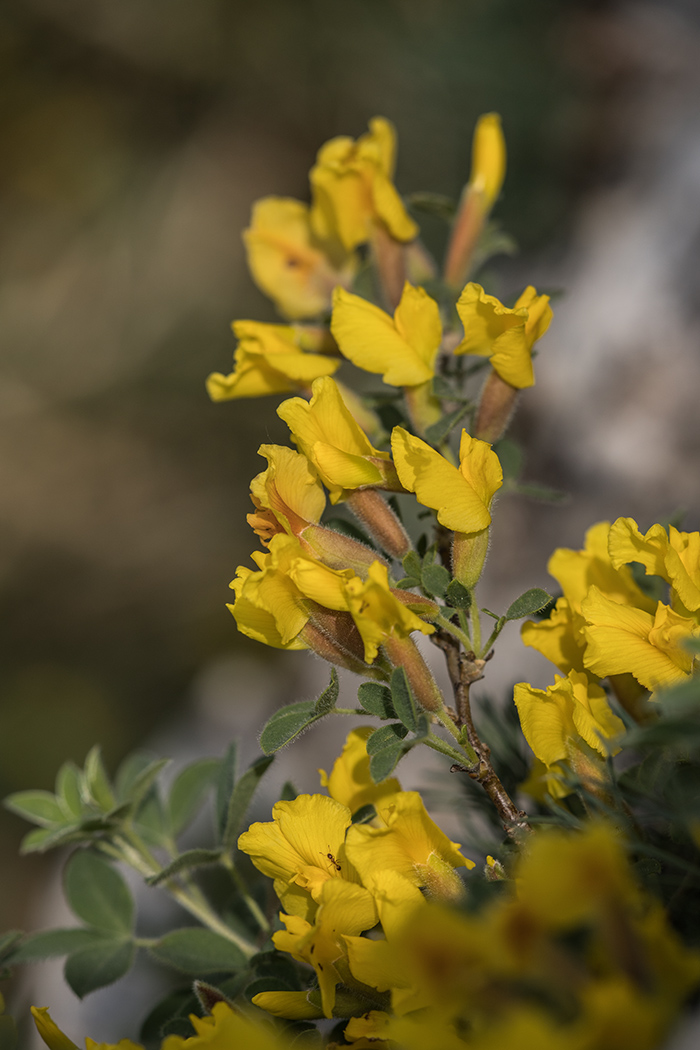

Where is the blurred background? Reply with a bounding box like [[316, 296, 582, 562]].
[[2, 0, 700, 1037]]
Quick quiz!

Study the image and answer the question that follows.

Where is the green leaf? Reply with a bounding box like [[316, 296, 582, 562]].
[[425, 404, 470, 446], [221, 755, 274, 851], [505, 588, 553, 621], [124, 758, 170, 811], [216, 744, 237, 840], [64, 851, 134, 934], [366, 723, 408, 755], [114, 751, 158, 800], [65, 937, 135, 998], [259, 701, 322, 755], [421, 562, 450, 598], [4, 790, 64, 827], [280, 781, 298, 802], [55, 762, 84, 819], [0, 932, 22, 964], [9, 927, 104, 963], [357, 682, 396, 720], [402, 551, 422, 581], [445, 580, 472, 609], [350, 803, 377, 825], [395, 576, 420, 589], [369, 742, 406, 783], [19, 824, 83, 855], [493, 438, 522, 481], [82, 746, 115, 811], [132, 789, 169, 848], [140, 989, 198, 1046], [390, 668, 420, 733], [314, 668, 339, 715], [169, 758, 220, 838], [150, 928, 247, 975], [251, 949, 302, 988], [147, 849, 223, 886]]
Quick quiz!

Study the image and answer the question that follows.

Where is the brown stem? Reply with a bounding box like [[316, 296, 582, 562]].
[[432, 628, 531, 840]]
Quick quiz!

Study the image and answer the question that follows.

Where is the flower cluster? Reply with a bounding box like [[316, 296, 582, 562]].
[[9, 111, 700, 1050], [516, 518, 700, 797]]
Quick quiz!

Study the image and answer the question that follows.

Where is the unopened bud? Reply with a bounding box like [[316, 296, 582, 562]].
[[347, 489, 411, 560], [300, 523, 386, 575], [474, 370, 518, 444], [382, 635, 443, 713], [452, 528, 490, 590], [302, 610, 385, 679]]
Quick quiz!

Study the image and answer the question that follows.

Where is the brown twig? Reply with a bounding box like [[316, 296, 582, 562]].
[[433, 628, 531, 840]]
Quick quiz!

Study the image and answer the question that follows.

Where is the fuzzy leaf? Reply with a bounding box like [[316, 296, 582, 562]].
[[64, 851, 134, 934], [216, 744, 237, 840], [505, 588, 553, 621], [65, 937, 135, 998], [4, 791, 64, 827], [390, 668, 421, 733], [10, 927, 105, 963], [445, 580, 472, 609], [169, 758, 221, 838], [146, 849, 223, 886], [82, 746, 115, 811], [314, 668, 339, 715], [421, 562, 450, 598], [259, 701, 321, 755], [366, 723, 408, 755], [149, 928, 246, 975], [55, 763, 84, 818], [357, 682, 396, 720]]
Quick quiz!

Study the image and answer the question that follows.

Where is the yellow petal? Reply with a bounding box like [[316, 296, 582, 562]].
[[250, 444, 325, 535], [243, 197, 347, 319], [251, 990, 323, 1020], [458, 430, 503, 507], [520, 598, 586, 674], [331, 284, 440, 387], [343, 561, 434, 663], [31, 1008, 79, 1050], [455, 282, 524, 357], [469, 113, 506, 212], [513, 680, 571, 767], [391, 427, 492, 533]]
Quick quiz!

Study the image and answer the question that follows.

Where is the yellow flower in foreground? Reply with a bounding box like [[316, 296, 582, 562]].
[[237, 793, 361, 921], [271, 880, 378, 1018], [581, 587, 699, 692], [520, 597, 586, 674], [513, 670, 624, 796], [330, 283, 441, 387], [455, 283, 552, 388], [310, 117, 418, 251], [343, 561, 435, 663], [277, 376, 398, 502], [243, 197, 354, 319], [319, 726, 401, 814], [391, 427, 502, 534], [609, 517, 700, 614], [345, 790, 473, 901], [206, 320, 339, 401], [162, 1001, 292, 1050], [32, 1005, 143, 1050], [228, 537, 313, 651]]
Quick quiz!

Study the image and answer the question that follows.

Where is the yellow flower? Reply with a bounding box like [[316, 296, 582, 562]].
[[206, 320, 339, 401], [343, 561, 435, 663], [247, 443, 326, 545], [455, 283, 552, 388], [609, 517, 700, 614], [228, 536, 313, 651], [513, 670, 625, 795], [468, 112, 506, 215], [345, 790, 473, 901], [319, 726, 401, 814], [277, 376, 398, 503], [520, 597, 586, 674], [32, 1006, 143, 1050], [242, 197, 354, 319], [309, 117, 418, 251], [162, 1001, 293, 1050], [237, 793, 362, 922], [269, 880, 378, 1018], [330, 283, 441, 387], [581, 587, 699, 692], [392, 426, 501, 534]]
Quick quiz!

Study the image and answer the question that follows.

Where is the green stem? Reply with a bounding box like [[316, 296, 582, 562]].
[[425, 732, 477, 768], [435, 613, 472, 651], [107, 835, 258, 958], [480, 616, 506, 658], [470, 602, 482, 655]]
